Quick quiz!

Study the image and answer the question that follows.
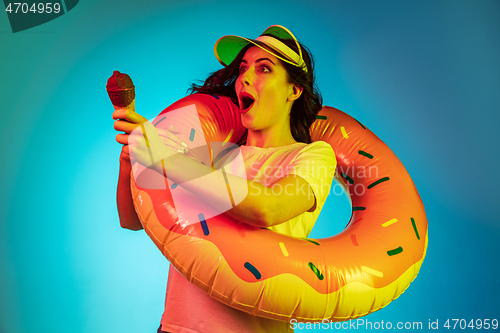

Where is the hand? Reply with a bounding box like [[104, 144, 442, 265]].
[[127, 121, 169, 166], [113, 108, 188, 166], [112, 107, 148, 144]]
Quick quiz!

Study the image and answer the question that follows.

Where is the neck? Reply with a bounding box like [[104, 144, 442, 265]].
[[245, 129, 297, 148]]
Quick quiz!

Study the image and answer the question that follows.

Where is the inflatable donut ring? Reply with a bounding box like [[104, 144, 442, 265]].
[[130, 93, 428, 322]]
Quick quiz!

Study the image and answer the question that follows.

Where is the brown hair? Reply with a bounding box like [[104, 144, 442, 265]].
[[188, 36, 322, 143]]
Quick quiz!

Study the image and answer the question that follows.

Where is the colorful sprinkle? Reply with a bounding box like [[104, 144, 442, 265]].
[[308, 262, 324, 280], [352, 206, 366, 211], [244, 262, 261, 279], [382, 218, 398, 227], [316, 115, 327, 120], [358, 150, 373, 159], [209, 94, 220, 99], [222, 129, 234, 147], [160, 159, 169, 184], [279, 242, 289, 257], [340, 172, 354, 184], [153, 117, 166, 127], [367, 177, 390, 189], [341, 126, 349, 139], [209, 148, 214, 171], [411, 218, 420, 240], [140, 124, 155, 163], [171, 183, 178, 189], [189, 128, 196, 142], [362, 266, 383, 277], [220, 166, 235, 208], [303, 238, 320, 245], [351, 234, 358, 246], [387, 247, 403, 256], [352, 217, 363, 225], [199, 213, 209, 236], [355, 119, 366, 129]]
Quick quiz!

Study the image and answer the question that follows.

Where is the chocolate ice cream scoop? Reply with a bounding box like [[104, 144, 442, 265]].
[[106, 71, 135, 108]]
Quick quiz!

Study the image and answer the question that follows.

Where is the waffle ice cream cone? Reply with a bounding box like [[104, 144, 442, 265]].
[[106, 70, 135, 112]]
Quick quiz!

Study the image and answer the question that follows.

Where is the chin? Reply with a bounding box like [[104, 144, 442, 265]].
[[240, 116, 253, 130]]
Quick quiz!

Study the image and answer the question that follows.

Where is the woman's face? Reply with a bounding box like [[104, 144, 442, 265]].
[[235, 46, 299, 133]]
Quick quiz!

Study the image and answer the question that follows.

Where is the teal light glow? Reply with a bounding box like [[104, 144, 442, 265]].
[[1, 0, 499, 332]]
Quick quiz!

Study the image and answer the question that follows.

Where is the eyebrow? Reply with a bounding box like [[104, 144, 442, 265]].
[[240, 58, 276, 66]]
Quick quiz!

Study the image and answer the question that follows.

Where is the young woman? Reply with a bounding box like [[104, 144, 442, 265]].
[[113, 25, 336, 332]]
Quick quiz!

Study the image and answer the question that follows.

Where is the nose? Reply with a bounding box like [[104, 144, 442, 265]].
[[239, 68, 254, 86]]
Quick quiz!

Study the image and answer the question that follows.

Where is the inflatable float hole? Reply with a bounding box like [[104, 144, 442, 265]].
[[309, 175, 352, 239]]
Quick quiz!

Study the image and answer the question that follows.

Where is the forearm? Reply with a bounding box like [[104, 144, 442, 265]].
[[117, 146, 144, 230], [148, 152, 281, 227], [128, 122, 315, 227]]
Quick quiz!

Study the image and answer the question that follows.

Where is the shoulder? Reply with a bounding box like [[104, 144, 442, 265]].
[[295, 141, 336, 161], [305, 140, 334, 151], [287, 141, 336, 177]]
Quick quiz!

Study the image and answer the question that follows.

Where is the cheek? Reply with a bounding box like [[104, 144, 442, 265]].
[[259, 82, 287, 103]]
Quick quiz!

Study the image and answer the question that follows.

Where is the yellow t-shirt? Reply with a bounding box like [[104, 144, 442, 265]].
[[160, 141, 336, 333], [240, 141, 336, 237]]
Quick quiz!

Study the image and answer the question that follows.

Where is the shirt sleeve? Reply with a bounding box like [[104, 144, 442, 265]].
[[286, 141, 336, 212]]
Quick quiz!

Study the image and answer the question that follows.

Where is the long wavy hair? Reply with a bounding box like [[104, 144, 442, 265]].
[[188, 35, 323, 144]]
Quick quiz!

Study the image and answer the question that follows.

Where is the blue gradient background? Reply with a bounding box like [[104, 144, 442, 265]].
[[1, 1, 499, 332]]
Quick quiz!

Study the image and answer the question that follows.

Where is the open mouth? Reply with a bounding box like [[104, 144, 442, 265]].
[[240, 93, 255, 112]]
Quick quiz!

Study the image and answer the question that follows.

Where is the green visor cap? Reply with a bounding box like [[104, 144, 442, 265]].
[[214, 25, 307, 73]]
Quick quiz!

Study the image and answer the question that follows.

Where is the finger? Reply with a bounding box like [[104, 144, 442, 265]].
[[114, 120, 139, 134], [112, 109, 127, 120], [112, 109, 148, 124], [116, 133, 129, 145], [159, 141, 187, 154], [164, 137, 188, 153], [158, 128, 188, 149], [158, 133, 188, 152], [165, 125, 188, 147], [127, 112, 148, 124], [139, 123, 185, 159]]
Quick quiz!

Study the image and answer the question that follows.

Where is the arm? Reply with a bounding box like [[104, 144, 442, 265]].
[[113, 109, 150, 230], [146, 151, 316, 227], [116, 144, 143, 230], [114, 110, 317, 228]]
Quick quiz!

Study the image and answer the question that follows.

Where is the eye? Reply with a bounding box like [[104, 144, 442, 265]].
[[258, 65, 271, 73], [239, 66, 247, 74]]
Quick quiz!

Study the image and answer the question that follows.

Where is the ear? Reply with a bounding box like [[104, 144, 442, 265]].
[[288, 83, 304, 102]]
